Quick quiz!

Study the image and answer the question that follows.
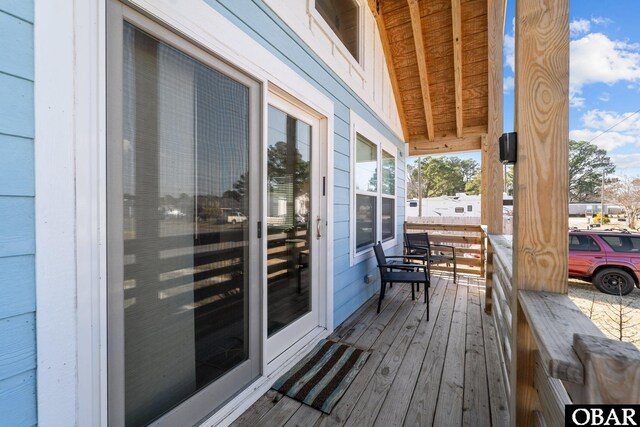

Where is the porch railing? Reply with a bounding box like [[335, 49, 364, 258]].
[[404, 222, 486, 276], [485, 233, 640, 426]]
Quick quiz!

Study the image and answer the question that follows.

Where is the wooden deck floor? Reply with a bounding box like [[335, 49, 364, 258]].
[[232, 273, 510, 427]]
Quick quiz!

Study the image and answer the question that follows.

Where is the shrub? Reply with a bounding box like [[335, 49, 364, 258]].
[[592, 213, 610, 224]]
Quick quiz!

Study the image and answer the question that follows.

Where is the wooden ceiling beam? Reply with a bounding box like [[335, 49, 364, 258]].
[[451, 0, 464, 138], [368, 0, 409, 141], [407, 0, 435, 142], [409, 134, 483, 155]]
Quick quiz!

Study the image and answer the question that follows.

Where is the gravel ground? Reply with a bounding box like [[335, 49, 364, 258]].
[[568, 278, 640, 348]]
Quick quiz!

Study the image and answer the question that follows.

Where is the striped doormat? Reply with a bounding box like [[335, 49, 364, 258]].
[[271, 339, 370, 414]]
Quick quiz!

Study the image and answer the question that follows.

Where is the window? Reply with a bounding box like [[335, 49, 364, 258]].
[[355, 135, 377, 251], [381, 150, 395, 241], [600, 235, 640, 253], [467, 205, 473, 212], [455, 207, 464, 214], [569, 235, 602, 252], [315, 0, 360, 62], [351, 112, 398, 263]]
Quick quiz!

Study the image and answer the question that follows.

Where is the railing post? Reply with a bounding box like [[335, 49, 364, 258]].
[[512, 0, 569, 424], [480, 228, 486, 278], [573, 334, 640, 404], [484, 237, 493, 314]]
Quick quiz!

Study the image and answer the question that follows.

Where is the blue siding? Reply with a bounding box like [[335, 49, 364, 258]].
[[0, 370, 37, 426], [0, 313, 36, 382], [0, 1, 36, 425], [205, 0, 406, 328], [0, 0, 33, 23], [0, 135, 34, 196], [0, 256, 35, 319]]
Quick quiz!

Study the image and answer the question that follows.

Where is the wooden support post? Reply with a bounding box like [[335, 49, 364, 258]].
[[481, 0, 504, 235], [451, 0, 463, 138], [512, 0, 570, 425], [481, 0, 505, 314]]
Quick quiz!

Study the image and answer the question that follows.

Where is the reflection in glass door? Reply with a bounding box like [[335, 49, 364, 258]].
[[267, 105, 313, 336], [108, 15, 259, 426]]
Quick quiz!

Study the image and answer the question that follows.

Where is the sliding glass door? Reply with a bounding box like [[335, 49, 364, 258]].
[[107, 6, 260, 425]]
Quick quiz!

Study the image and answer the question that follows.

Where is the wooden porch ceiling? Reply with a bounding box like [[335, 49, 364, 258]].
[[368, 0, 498, 156]]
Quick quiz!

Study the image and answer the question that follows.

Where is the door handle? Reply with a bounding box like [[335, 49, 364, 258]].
[[316, 216, 322, 239]]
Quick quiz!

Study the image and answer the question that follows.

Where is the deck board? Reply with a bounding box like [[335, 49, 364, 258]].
[[433, 276, 468, 427], [238, 272, 507, 426], [463, 276, 491, 426], [372, 275, 451, 427]]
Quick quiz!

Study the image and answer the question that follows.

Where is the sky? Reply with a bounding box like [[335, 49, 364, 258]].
[[410, 1, 640, 176]]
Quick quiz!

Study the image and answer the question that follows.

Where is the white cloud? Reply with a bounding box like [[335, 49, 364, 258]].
[[569, 129, 636, 151], [570, 109, 640, 152], [503, 76, 514, 93], [598, 92, 610, 102], [582, 109, 640, 134], [570, 19, 591, 37], [591, 16, 613, 26], [506, 17, 639, 107], [570, 33, 640, 104], [570, 96, 586, 109], [504, 18, 515, 73], [504, 33, 514, 73], [609, 153, 640, 171]]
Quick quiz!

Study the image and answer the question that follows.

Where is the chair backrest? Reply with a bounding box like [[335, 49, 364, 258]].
[[373, 241, 387, 275], [405, 232, 430, 253]]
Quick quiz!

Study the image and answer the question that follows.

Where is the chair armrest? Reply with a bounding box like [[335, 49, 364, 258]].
[[385, 255, 426, 260], [380, 263, 428, 271]]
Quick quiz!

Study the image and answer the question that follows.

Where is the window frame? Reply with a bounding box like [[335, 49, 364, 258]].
[[350, 111, 398, 266], [309, 0, 365, 70]]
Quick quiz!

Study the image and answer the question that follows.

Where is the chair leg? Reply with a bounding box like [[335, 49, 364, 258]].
[[425, 285, 430, 321], [411, 283, 415, 301], [453, 261, 457, 283], [377, 280, 386, 313]]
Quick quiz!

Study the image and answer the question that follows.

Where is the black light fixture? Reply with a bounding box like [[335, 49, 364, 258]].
[[499, 132, 517, 164]]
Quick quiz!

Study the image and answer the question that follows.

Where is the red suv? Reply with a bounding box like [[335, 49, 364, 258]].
[[569, 231, 640, 295]]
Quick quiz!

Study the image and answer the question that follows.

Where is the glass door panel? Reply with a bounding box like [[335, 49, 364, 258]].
[[110, 20, 259, 426], [266, 105, 313, 336]]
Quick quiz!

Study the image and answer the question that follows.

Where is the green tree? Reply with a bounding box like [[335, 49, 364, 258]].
[[569, 140, 616, 202], [504, 165, 514, 196], [465, 173, 481, 195], [407, 156, 480, 198]]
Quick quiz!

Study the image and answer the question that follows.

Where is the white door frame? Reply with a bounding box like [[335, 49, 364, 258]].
[[35, 0, 335, 425], [264, 87, 329, 365]]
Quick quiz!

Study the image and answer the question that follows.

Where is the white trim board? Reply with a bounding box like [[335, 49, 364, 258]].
[[263, 0, 403, 138]]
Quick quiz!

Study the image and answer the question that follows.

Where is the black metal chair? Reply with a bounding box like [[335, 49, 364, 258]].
[[404, 232, 457, 283], [373, 242, 430, 320]]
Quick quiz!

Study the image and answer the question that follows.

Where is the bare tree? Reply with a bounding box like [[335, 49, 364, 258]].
[[607, 176, 640, 229], [600, 287, 640, 344]]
